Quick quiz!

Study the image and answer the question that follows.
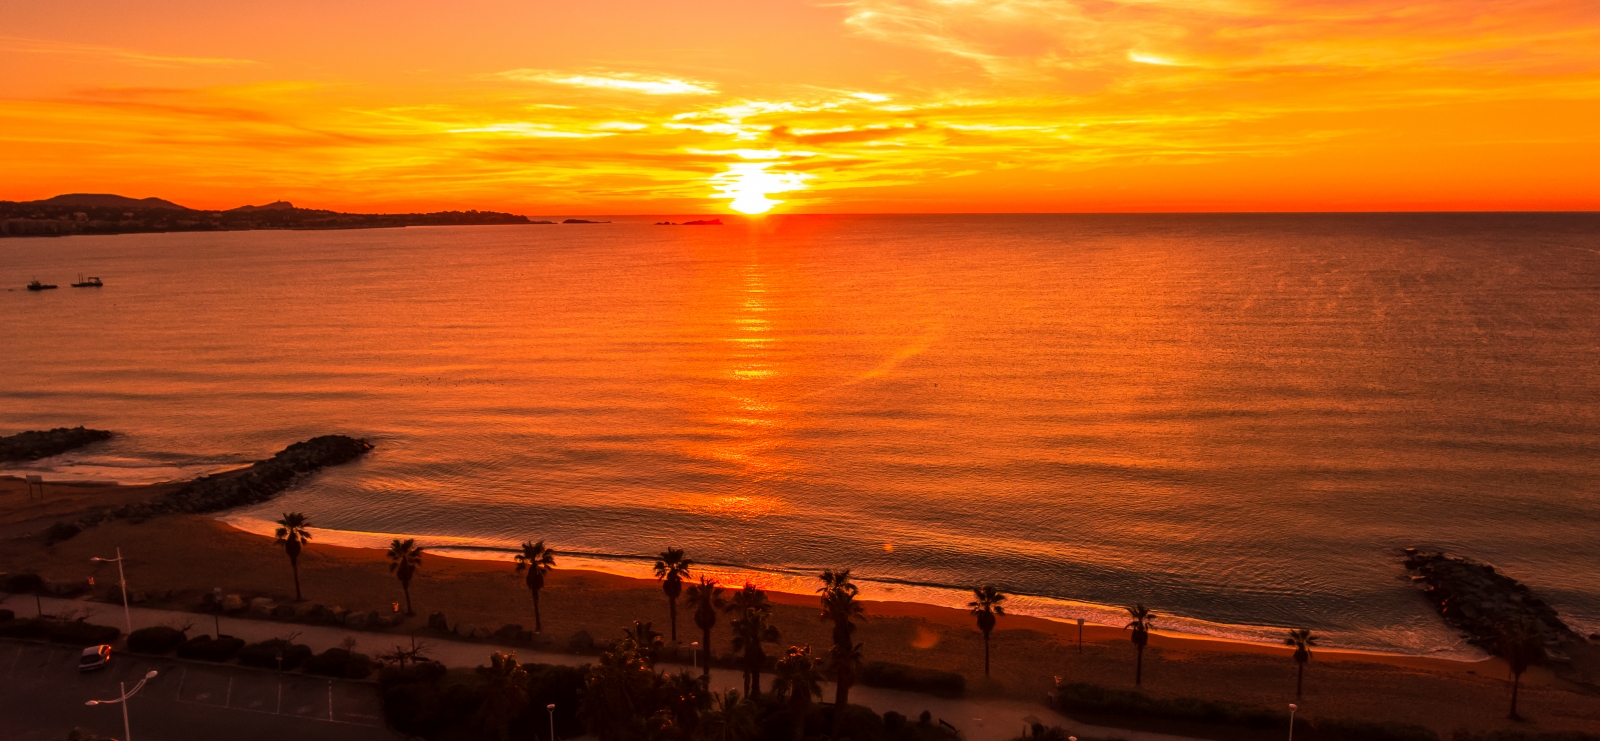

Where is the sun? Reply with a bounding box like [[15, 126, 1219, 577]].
[[712, 163, 808, 214]]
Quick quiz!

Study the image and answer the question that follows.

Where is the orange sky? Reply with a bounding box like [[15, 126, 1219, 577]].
[[1, 0, 1597, 214]]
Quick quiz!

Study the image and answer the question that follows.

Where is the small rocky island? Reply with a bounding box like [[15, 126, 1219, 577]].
[[0, 427, 113, 462], [46, 435, 372, 542], [1403, 548, 1583, 652], [655, 219, 723, 226], [1, 194, 536, 237]]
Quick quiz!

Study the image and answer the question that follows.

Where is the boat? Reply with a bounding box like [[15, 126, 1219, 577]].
[[26, 280, 58, 291], [71, 275, 103, 287]]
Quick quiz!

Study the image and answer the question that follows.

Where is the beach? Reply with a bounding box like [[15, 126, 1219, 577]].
[[3, 479, 1598, 736]]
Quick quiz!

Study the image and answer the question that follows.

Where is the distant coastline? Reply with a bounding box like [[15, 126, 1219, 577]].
[[0, 193, 538, 238]]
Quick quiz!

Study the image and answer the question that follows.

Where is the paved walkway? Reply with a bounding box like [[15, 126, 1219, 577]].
[[12, 594, 1202, 741]]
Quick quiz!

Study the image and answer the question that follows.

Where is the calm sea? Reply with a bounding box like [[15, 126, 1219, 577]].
[[4, 214, 1598, 656]]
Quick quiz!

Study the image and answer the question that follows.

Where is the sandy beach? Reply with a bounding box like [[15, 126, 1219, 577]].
[[1, 477, 1598, 735]]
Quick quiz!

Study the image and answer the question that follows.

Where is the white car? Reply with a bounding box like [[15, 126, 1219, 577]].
[[79, 644, 112, 672]]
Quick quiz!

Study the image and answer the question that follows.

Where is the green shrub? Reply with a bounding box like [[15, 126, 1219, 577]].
[[305, 648, 377, 679], [47, 621, 120, 646], [1053, 682, 1441, 741], [1451, 733, 1600, 741], [0, 610, 13, 623], [237, 639, 313, 670], [177, 635, 245, 662], [127, 626, 187, 654], [1311, 717, 1437, 741], [0, 617, 50, 639], [2, 573, 43, 593], [861, 661, 966, 697]]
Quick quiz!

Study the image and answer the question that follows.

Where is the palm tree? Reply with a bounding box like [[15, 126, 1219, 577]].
[[818, 569, 865, 724], [1496, 619, 1546, 720], [477, 652, 530, 741], [968, 585, 1007, 678], [654, 548, 694, 643], [1125, 603, 1156, 687], [663, 669, 711, 736], [694, 689, 758, 741], [1284, 628, 1317, 699], [387, 538, 424, 615], [273, 512, 312, 602], [628, 620, 665, 667], [513, 540, 557, 632], [771, 646, 825, 741], [729, 603, 780, 696], [728, 582, 773, 618], [686, 577, 726, 679]]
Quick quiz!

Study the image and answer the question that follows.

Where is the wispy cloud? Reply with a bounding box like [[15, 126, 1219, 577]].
[[0, 36, 257, 68], [495, 69, 717, 95], [449, 122, 613, 138]]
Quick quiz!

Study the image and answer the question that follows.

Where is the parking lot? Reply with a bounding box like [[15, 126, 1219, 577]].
[[0, 640, 399, 741]]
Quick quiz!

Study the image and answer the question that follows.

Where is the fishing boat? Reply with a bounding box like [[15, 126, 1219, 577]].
[[27, 279, 59, 291], [71, 275, 103, 287]]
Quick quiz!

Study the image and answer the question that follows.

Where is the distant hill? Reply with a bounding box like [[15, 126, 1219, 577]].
[[1, 194, 537, 237], [29, 193, 190, 210]]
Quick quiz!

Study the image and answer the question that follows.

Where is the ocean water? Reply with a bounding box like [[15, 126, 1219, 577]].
[[4, 214, 1598, 656]]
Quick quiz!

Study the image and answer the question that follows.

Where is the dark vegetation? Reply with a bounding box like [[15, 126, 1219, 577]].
[[0, 194, 534, 237], [237, 638, 314, 670], [177, 635, 246, 662], [0, 427, 112, 462], [858, 662, 964, 697], [0, 616, 119, 645], [127, 625, 188, 654], [305, 647, 378, 679], [1052, 682, 1438, 741]]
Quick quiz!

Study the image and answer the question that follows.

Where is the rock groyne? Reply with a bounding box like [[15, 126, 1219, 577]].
[[1403, 548, 1581, 651], [0, 427, 113, 462], [45, 435, 371, 542]]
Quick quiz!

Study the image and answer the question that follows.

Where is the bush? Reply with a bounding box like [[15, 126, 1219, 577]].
[[0, 609, 13, 623], [178, 635, 245, 662], [2, 573, 43, 593], [238, 639, 313, 670], [1054, 682, 1441, 741], [0, 617, 51, 639], [127, 626, 187, 654], [305, 647, 377, 679], [1451, 733, 1600, 741], [379, 661, 478, 737], [1311, 718, 1437, 741], [861, 661, 966, 697], [47, 621, 120, 646]]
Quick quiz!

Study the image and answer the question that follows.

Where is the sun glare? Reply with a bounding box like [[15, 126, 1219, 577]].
[[712, 163, 808, 214]]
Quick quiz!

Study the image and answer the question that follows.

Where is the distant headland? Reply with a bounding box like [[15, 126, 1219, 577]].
[[0, 193, 538, 237]]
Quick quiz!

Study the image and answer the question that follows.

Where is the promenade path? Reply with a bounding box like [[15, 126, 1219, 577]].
[[11, 594, 1203, 741]]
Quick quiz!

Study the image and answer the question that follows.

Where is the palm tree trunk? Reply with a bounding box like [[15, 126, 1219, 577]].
[[533, 589, 543, 632], [701, 627, 713, 680], [291, 559, 302, 602], [402, 581, 414, 615], [1135, 646, 1144, 687], [1296, 663, 1304, 699], [668, 598, 678, 642], [1510, 672, 1522, 720], [832, 674, 850, 741]]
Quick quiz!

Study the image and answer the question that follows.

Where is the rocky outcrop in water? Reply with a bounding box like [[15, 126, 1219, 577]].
[[44, 435, 371, 542], [1403, 548, 1581, 651], [0, 427, 112, 462]]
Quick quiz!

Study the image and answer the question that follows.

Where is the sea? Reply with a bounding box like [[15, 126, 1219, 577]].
[[4, 213, 1598, 658]]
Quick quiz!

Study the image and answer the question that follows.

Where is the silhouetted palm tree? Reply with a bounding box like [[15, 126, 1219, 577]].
[[771, 646, 825, 741], [513, 540, 557, 632], [729, 602, 780, 697], [663, 669, 711, 736], [273, 512, 312, 602], [686, 577, 726, 679], [818, 569, 865, 729], [387, 538, 424, 615], [1125, 603, 1156, 687], [655, 547, 694, 643], [477, 652, 530, 741], [1495, 619, 1546, 720], [1284, 628, 1317, 699], [969, 585, 1007, 678], [628, 620, 665, 667], [694, 689, 758, 741], [728, 582, 773, 618]]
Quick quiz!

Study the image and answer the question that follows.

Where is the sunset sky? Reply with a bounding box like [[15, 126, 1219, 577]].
[[2, 0, 1597, 214]]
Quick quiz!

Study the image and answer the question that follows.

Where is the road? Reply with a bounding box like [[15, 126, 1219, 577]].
[[0, 640, 400, 741]]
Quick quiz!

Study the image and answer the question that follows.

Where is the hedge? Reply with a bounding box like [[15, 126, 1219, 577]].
[[1053, 682, 1438, 741], [127, 626, 188, 654], [305, 647, 377, 679], [178, 635, 246, 662], [0, 618, 51, 639], [238, 639, 313, 671], [861, 661, 966, 697], [47, 621, 120, 646]]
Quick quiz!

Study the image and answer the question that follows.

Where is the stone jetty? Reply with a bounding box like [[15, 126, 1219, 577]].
[[0, 426, 112, 462], [44, 435, 372, 542], [1403, 548, 1581, 651]]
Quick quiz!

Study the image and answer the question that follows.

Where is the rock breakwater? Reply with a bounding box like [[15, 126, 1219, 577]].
[[44, 435, 371, 542], [0, 427, 113, 462], [1403, 548, 1581, 651]]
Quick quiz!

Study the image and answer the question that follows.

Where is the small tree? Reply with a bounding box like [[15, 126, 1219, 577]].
[[1496, 619, 1546, 720], [273, 512, 312, 601], [477, 652, 530, 741], [686, 577, 726, 679], [514, 540, 557, 632], [386, 538, 424, 615], [1125, 603, 1156, 687], [654, 547, 693, 643], [771, 646, 825, 741], [968, 585, 1006, 678], [1284, 628, 1317, 699]]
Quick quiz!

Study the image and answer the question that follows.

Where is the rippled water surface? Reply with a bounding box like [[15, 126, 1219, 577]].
[[4, 214, 1599, 654]]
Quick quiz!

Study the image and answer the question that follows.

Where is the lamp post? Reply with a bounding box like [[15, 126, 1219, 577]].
[[1076, 619, 1084, 654], [89, 547, 131, 634], [1288, 703, 1298, 741], [547, 703, 557, 741], [86, 670, 159, 741], [691, 642, 699, 669]]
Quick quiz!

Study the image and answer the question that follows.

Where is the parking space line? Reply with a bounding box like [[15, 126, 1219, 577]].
[[328, 680, 333, 722], [4, 646, 20, 677], [224, 676, 233, 708], [175, 667, 187, 700], [277, 682, 283, 714]]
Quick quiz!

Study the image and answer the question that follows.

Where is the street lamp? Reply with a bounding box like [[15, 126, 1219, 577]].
[[1288, 703, 1298, 741], [86, 670, 159, 741], [89, 547, 131, 634], [691, 642, 699, 669], [1076, 618, 1085, 654], [547, 703, 557, 741]]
